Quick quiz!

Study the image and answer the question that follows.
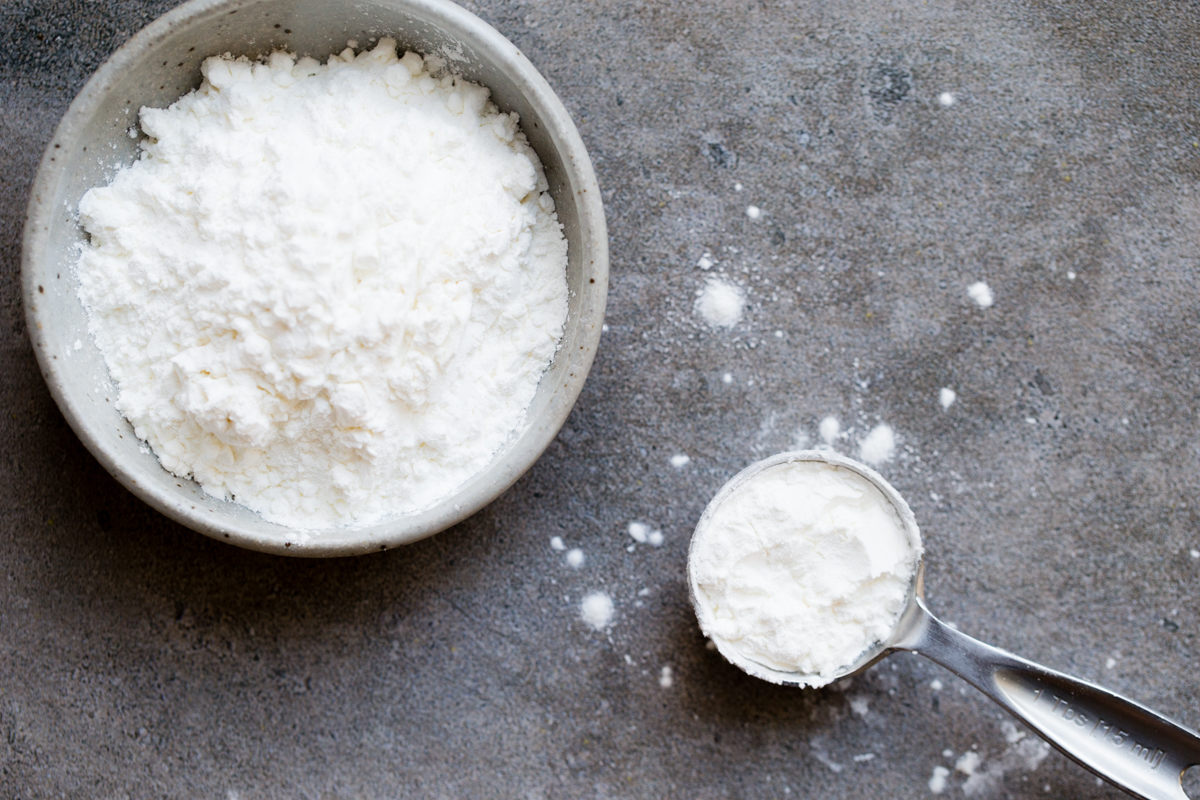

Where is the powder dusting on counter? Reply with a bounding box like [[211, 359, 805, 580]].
[[968, 281, 994, 308], [859, 424, 895, 466], [581, 592, 614, 630], [695, 278, 745, 329]]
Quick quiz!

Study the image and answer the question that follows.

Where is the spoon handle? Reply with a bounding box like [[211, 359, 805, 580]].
[[894, 598, 1200, 800]]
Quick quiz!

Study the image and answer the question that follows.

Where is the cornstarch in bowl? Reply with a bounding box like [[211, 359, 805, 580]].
[[74, 39, 568, 531]]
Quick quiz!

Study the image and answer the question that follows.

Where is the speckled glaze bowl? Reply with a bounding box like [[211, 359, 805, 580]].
[[22, 0, 607, 557]]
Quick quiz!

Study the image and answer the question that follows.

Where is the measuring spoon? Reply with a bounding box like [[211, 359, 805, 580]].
[[688, 450, 1200, 800]]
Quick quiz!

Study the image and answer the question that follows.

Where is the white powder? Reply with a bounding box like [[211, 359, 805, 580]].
[[628, 521, 664, 546], [691, 459, 920, 685], [669, 453, 691, 468], [955, 728, 1051, 797], [549, 536, 566, 552], [956, 751, 981, 776], [659, 666, 673, 688], [929, 766, 950, 794], [581, 592, 614, 630], [968, 281, 994, 308], [939, 387, 957, 410], [75, 40, 568, 530], [697, 253, 714, 270], [859, 424, 896, 466], [818, 416, 840, 445], [746, 205, 761, 219], [938, 92, 956, 107], [565, 548, 585, 568], [695, 278, 745, 328]]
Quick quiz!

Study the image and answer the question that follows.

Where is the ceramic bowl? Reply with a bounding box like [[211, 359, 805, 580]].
[[22, 0, 607, 556]]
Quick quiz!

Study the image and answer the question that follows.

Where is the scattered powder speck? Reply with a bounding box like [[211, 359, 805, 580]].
[[942, 749, 954, 758], [670, 454, 691, 468], [1105, 657, 1116, 669], [1067, 271, 1076, 281], [937, 92, 955, 107], [580, 592, 614, 630], [853, 753, 876, 763], [697, 253, 714, 270], [628, 521, 650, 543], [955, 752, 981, 776], [929, 766, 950, 794], [73, 339, 82, 351], [968, 281, 994, 309], [659, 666, 673, 688], [746, 205, 761, 219], [722, 372, 733, 384], [565, 548, 585, 568], [774, 330, 783, 338], [939, 388, 957, 410], [734, 182, 744, 192], [602, 323, 609, 332], [1189, 548, 1199, 559], [849, 696, 870, 717], [819, 416, 840, 445], [956, 724, 1051, 797], [859, 423, 896, 466], [810, 740, 844, 773], [648, 529, 664, 547], [550, 536, 565, 551], [695, 278, 746, 329], [931, 679, 944, 691]]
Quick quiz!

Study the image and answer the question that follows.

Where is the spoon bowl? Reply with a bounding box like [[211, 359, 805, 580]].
[[689, 450, 1200, 800]]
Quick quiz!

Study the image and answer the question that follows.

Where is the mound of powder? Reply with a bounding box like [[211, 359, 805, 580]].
[[695, 277, 745, 328], [75, 39, 568, 530], [690, 458, 921, 685]]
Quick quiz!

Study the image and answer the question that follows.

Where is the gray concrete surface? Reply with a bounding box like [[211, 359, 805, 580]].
[[3, 0, 1199, 797]]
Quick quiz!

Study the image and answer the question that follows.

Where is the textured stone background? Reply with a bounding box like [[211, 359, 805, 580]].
[[3, 0, 1200, 797]]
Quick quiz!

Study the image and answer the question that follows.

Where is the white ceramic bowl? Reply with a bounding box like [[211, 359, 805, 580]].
[[22, 0, 608, 556]]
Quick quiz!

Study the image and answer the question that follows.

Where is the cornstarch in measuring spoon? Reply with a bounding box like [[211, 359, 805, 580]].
[[691, 459, 921, 685]]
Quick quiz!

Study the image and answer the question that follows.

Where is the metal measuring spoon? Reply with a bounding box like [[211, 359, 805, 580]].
[[688, 450, 1200, 800]]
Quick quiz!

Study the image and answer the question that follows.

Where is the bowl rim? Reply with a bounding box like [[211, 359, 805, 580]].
[[21, 0, 608, 557]]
